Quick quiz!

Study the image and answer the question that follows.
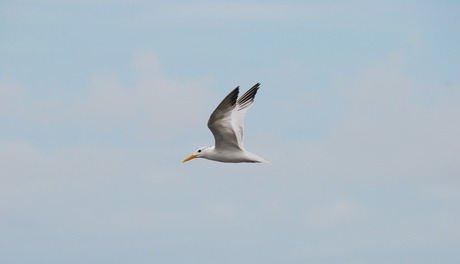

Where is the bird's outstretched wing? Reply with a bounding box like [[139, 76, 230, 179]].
[[232, 83, 260, 149], [207, 83, 260, 151]]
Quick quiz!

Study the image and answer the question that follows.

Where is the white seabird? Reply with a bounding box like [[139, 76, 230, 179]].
[[182, 83, 268, 163]]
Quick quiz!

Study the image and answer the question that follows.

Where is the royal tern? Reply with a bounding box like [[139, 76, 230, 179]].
[[182, 83, 269, 163]]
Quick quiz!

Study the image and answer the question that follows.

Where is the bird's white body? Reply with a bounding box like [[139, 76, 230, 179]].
[[182, 83, 268, 163], [198, 146, 268, 163]]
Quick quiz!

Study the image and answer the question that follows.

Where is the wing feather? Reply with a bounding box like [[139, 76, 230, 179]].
[[232, 83, 260, 149], [207, 83, 260, 151], [207, 87, 240, 151]]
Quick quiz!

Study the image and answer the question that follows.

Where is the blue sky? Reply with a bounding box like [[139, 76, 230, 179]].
[[1, 0, 459, 263]]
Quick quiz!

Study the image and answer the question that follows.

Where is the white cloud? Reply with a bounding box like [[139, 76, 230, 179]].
[[0, 138, 192, 236], [273, 53, 460, 183], [308, 199, 357, 229], [0, 51, 213, 140], [204, 201, 242, 222], [0, 82, 25, 110]]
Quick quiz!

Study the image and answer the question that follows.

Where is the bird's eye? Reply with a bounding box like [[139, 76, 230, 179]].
[[197, 150, 201, 153]]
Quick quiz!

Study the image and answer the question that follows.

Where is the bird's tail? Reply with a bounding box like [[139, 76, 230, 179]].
[[247, 152, 271, 163]]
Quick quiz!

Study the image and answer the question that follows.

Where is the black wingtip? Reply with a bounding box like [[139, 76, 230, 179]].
[[236, 83, 261, 109], [229, 86, 239, 107], [215, 86, 239, 109]]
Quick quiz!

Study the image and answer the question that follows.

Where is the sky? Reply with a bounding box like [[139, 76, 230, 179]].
[[1, 0, 460, 263]]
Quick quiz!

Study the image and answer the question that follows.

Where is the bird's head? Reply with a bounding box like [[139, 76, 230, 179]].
[[182, 146, 212, 163]]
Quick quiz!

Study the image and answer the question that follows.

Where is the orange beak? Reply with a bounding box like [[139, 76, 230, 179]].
[[182, 154, 198, 163]]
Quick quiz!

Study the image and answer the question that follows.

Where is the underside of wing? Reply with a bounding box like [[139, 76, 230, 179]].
[[232, 83, 260, 149], [207, 87, 241, 151]]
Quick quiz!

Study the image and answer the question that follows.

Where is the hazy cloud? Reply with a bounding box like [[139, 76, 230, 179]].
[[308, 199, 358, 229], [0, 51, 212, 140], [1, 1, 459, 263], [272, 54, 460, 183]]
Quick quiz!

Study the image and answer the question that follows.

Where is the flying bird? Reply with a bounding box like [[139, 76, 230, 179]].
[[182, 83, 269, 163]]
